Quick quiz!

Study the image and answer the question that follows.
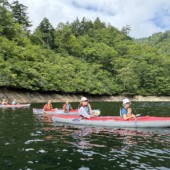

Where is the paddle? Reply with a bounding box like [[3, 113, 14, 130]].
[[72, 116, 88, 121], [135, 114, 141, 117], [72, 117, 83, 121]]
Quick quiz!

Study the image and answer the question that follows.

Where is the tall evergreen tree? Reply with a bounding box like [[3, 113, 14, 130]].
[[70, 17, 94, 36], [94, 17, 106, 29], [11, 0, 31, 31], [80, 17, 93, 34], [32, 18, 55, 49], [0, 0, 10, 8], [71, 18, 81, 37], [121, 25, 131, 36], [0, 1, 16, 39]]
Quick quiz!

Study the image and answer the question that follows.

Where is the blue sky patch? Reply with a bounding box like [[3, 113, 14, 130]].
[[71, 1, 98, 12], [71, 1, 116, 16], [151, 8, 170, 29]]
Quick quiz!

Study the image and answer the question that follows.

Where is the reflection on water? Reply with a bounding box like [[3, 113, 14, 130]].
[[0, 102, 170, 170], [45, 119, 170, 169]]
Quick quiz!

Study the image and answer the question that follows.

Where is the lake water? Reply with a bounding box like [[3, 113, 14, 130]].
[[0, 102, 170, 170]]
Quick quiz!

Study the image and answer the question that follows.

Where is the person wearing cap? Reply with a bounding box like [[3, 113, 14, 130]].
[[63, 99, 73, 112], [120, 98, 136, 120], [11, 99, 18, 105], [78, 97, 99, 118]]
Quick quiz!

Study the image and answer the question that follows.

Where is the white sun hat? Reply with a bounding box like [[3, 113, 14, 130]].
[[81, 97, 88, 102], [123, 98, 131, 105]]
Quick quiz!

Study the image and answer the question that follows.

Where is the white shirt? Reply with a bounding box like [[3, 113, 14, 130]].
[[78, 106, 90, 118]]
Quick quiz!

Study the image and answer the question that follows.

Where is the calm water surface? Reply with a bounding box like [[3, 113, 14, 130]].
[[0, 102, 170, 170]]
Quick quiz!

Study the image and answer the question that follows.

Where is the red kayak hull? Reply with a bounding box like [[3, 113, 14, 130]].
[[0, 104, 30, 108], [51, 115, 170, 128]]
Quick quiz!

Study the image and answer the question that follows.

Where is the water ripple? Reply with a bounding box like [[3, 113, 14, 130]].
[[24, 139, 44, 144]]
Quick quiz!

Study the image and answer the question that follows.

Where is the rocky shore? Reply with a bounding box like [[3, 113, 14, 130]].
[[0, 88, 170, 103]]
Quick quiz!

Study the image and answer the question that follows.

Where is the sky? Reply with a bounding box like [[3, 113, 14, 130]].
[[8, 0, 170, 38]]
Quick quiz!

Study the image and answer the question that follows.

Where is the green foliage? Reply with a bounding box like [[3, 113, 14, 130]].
[[121, 25, 131, 36], [31, 18, 55, 49], [0, 5, 16, 39], [137, 31, 170, 58], [0, 0, 10, 8], [0, 36, 117, 94], [11, 0, 31, 31], [0, 1, 170, 96]]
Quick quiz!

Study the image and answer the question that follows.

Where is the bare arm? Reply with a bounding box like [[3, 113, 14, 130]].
[[123, 108, 136, 120], [123, 114, 135, 120]]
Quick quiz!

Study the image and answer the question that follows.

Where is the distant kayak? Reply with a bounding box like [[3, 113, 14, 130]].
[[51, 115, 170, 128], [0, 104, 31, 108], [33, 108, 101, 116]]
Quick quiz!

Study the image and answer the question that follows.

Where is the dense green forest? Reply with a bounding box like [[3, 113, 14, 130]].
[[0, 0, 170, 96]]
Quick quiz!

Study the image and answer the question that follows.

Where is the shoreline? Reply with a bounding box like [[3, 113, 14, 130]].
[[0, 88, 170, 103]]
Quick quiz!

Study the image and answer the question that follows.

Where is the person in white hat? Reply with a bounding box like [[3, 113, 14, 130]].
[[120, 98, 135, 120], [11, 99, 18, 105], [78, 97, 100, 118]]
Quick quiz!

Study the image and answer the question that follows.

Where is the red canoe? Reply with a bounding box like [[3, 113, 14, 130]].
[[0, 104, 30, 108], [51, 115, 170, 128]]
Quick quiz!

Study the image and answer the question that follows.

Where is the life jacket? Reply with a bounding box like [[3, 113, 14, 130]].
[[84, 105, 90, 114], [66, 104, 71, 110], [120, 107, 127, 117], [78, 104, 90, 114], [11, 100, 17, 105], [65, 103, 71, 111], [46, 103, 52, 110]]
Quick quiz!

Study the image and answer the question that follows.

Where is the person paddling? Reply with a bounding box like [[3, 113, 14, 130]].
[[43, 100, 53, 111], [11, 99, 18, 105], [63, 99, 73, 113], [43, 100, 55, 122], [78, 97, 100, 119], [2, 99, 8, 105], [120, 98, 136, 120]]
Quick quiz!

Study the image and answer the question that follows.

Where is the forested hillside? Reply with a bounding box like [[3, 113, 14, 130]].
[[136, 31, 170, 57], [0, 0, 170, 96]]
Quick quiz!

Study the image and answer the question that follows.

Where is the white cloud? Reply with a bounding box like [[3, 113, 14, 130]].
[[8, 0, 170, 38]]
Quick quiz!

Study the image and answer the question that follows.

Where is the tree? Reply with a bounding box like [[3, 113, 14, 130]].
[[94, 17, 106, 29], [71, 18, 81, 37], [54, 23, 72, 53], [11, 0, 31, 31], [71, 17, 93, 36], [116, 61, 140, 93], [0, 0, 10, 8], [0, 4, 17, 39], [32, 18, 55, 49], [121, 25, 131, 36], [1, 12, 170, 96], [80, 17, 93, 35]]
